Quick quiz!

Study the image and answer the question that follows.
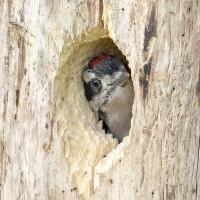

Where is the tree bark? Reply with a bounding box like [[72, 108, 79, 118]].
[[0, 0, 200, 200]]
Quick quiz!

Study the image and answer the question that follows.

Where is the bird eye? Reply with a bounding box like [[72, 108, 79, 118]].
[[91, 79, 101, 88]]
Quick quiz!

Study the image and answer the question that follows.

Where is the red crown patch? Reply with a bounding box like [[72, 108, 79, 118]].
[[89, 54, 110, 69]]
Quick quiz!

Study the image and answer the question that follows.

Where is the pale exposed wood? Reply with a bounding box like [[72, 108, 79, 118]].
[[0, 0, 200, 200]]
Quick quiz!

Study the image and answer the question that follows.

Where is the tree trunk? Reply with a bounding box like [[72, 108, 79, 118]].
[[0, 0, 200, 200]]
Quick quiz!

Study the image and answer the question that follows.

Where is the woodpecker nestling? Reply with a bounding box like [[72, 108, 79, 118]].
[[82, 54, 134, 142]]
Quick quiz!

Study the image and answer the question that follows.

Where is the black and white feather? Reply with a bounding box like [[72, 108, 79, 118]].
[[82, 54, 134, 142]]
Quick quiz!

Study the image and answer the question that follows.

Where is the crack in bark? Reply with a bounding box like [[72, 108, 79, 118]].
[[143, 4, 157, 52], [15, 89, 20, 106], [139, 58, 152, 101]]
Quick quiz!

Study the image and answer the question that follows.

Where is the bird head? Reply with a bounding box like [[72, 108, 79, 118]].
[[82, 54, 130, 112]]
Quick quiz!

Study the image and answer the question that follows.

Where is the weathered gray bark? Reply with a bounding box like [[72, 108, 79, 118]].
[[0, 0, 200, 200]]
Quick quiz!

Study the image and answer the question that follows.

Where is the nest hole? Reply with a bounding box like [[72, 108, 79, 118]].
[[54, 28, 134, 199]]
